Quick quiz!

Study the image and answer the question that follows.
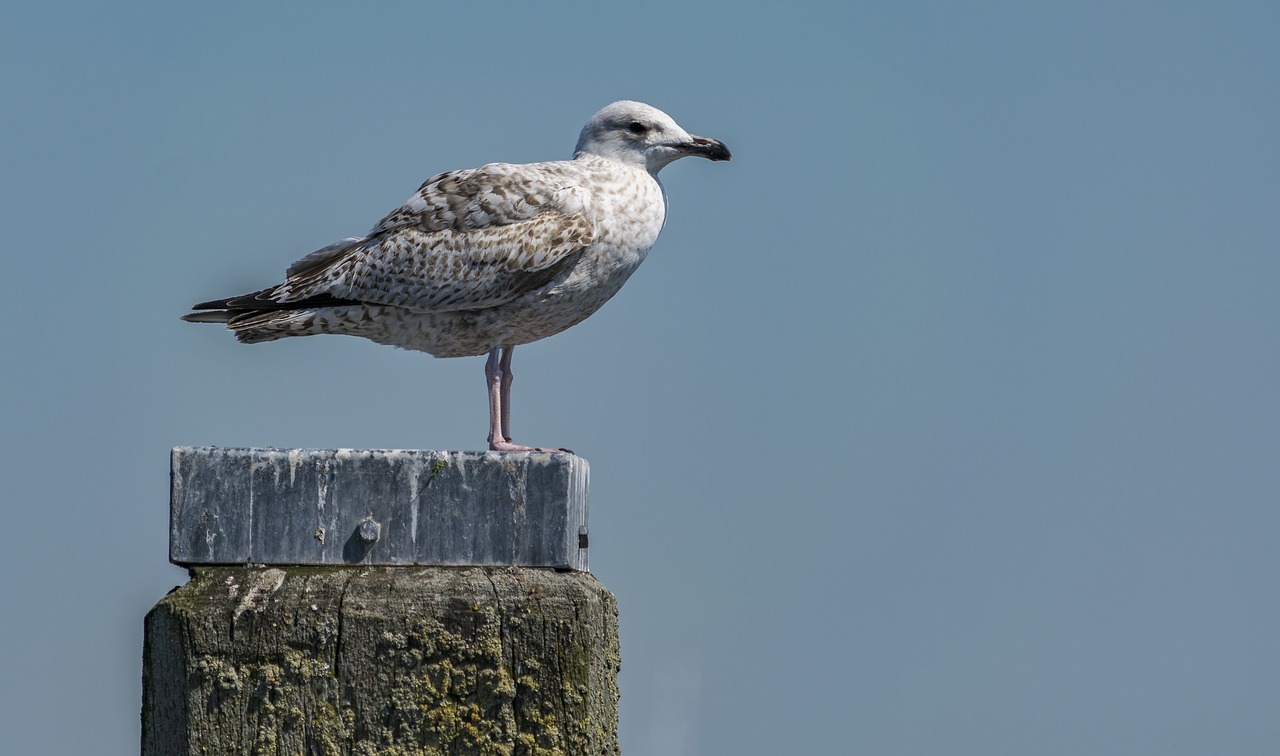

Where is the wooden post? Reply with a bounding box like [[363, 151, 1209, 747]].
[[143, 448, 620, 755]]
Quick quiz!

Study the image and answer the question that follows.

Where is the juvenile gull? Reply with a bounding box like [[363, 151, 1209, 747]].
[[183, 101, 730, 452]]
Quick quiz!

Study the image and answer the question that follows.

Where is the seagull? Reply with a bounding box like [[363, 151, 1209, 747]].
[[183, 100, 730, 452]]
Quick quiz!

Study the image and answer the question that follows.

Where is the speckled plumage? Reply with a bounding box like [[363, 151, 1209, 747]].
[[185, 101, 730, 450]]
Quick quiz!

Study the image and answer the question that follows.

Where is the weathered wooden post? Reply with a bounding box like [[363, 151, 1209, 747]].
[[143, 447, 620, 755]]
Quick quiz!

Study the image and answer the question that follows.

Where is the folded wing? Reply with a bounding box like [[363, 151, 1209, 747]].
[[188, 163, 594, 319]]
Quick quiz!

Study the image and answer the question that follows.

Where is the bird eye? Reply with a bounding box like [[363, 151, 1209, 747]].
[[627, 121, 649, 135]]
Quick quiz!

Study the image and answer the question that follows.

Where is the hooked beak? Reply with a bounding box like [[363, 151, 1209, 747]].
[[683, 134, 732, 161]]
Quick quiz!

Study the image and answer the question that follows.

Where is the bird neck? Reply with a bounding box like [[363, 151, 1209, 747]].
[[573, 147, 656, 175]]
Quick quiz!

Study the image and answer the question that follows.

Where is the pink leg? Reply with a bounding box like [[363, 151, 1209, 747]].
[[498, 346, 515, 443], [484, 346, 570, 453], [484, 347, 506, 449]]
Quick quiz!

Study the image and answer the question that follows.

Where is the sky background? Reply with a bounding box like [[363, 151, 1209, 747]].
[[2, 2, 1278, 754]]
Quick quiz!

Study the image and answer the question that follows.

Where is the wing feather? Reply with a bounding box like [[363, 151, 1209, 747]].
[[268, 163, 593, 312]]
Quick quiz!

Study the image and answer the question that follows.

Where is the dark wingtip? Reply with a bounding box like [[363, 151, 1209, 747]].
[[181, 310, 232, 324], [190, 298, 235, 311], [182, 290, 365, 325], [183, 297, 236, 323]]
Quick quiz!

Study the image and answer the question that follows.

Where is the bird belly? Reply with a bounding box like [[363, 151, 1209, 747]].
[[352, 237, 650, 358]]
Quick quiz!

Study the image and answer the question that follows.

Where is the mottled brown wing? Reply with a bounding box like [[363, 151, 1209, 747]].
[[366, 165, 566, 236], [272, 163, 593, 312], [324, 212, 592, 311]]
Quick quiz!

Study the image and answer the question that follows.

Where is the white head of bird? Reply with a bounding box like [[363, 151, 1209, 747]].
[[574, 100, 731, 174]]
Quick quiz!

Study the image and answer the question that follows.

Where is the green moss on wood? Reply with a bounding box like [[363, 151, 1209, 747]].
[[143, 566, 619, 756]]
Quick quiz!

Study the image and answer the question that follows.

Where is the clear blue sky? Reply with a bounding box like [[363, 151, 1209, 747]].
[[3, 2, 1278, 753]]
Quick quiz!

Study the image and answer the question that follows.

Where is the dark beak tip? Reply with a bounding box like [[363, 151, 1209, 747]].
[[689, 135, 731, 162]]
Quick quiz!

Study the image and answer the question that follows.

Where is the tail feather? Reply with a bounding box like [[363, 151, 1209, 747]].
[[230, 309, 318, 340], [184, 286, 363, 332], [183, 238, 367, 342], [183, 299, 352, 344]]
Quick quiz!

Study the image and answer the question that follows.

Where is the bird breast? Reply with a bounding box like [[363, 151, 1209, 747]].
[[555, 160, 667, 295]]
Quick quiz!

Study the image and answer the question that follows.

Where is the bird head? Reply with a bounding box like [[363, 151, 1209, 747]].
[[574, 100, 731, 174]]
